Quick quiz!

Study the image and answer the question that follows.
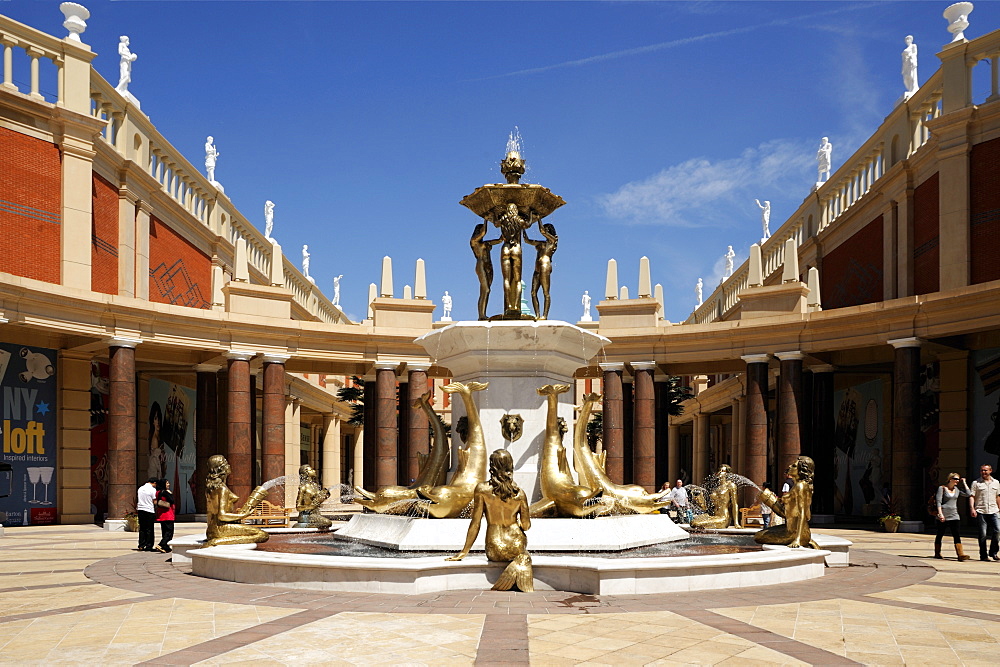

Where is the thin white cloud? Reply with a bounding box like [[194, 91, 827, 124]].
[[598, 139, 814, 226]]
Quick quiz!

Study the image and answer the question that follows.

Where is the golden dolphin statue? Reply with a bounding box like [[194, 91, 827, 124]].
[[573, 392, 671, 514], [417, 381, 489, 518], [354, 391, 449, 513]]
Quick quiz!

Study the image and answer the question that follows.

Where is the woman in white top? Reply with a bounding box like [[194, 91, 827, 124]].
[[935, 472, 971, 561]]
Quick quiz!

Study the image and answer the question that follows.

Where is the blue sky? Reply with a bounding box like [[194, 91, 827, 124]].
[[6, 1, 1000, 323]]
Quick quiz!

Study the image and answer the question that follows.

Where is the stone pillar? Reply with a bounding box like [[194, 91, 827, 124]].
[[775, 352, 805, 477], [322, 415, 341, 491], [406, 363, 431, 484], [58, 351, 92, 525], [890, 338, 922, 522], [261, 354, 288, 503], [654, 377, 670, 487], [362, 378, 376, 491], [667, 424, 681, 484], [375, 364, 399, 488], [693, 412, 710, 484], [742, 354, 770, 487], [194, 365, 219, 516], [216, 368, 228, 457], [599, 363, 625, 483], [810, 365, 835, 515], [107, 338, 140, 523], [631, 362, 656, 492], [397, 378, 410, 485], [283, 398, 301, 510], [226, 351, 254, 503], [623, 378, 634, 483]]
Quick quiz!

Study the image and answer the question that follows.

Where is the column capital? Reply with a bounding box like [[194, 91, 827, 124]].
[[193, 363, 222, 373], [374, 362, 399, 372], [108, 336, 142, 349], [630, 361, 657, 371], [775, 351, 806, 362], [599, 362, 625, 372], [226, 350, 255, 361], [741, 353, 771, 364], [261, 353, 291, 364], [406, 362, 432, 373], [888, 337, 922, 349], [809, 364, 836, 373]]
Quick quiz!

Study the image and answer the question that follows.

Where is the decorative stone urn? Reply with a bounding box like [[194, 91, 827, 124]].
[[943, 2, 973, 43], [59, 3, 90, 42]]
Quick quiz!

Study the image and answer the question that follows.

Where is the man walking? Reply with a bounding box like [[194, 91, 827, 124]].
[[136, 477, 158, 552], [969, 464, 1000, 562], [668, 479, 693, 525]]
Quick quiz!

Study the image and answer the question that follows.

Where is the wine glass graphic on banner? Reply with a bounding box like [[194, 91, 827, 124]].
[[38, 467, 54, 505], [26, 467, 41, 503]]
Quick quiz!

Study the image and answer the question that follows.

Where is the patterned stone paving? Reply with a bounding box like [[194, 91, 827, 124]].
[[1, 523, 996, 665]]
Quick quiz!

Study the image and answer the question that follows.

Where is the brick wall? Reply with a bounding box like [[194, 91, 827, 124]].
[[148, 216, 211, 309], [0, 127, 61, 283], [821, 215, 884, 310], [971, 136, 1000, 285], [91, 173, 118, 294], [912, 172, 940, 295]]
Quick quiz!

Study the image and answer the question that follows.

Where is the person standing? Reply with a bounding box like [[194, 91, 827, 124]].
[[668, 479, 693, 525], [969, 464, 1000, 562], [136, 477, 158, 552], [154, 479, 175, 553], [760, 482, 773, 527], [935, 473, 971, 561]]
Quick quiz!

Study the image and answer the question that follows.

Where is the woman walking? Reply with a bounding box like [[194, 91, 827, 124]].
[[935, 472, 971, 561], [154, 478, 175, 553]]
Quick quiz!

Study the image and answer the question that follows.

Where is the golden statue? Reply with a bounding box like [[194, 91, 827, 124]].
[[690, 464, 741, 529], [523, 221, 558, 320], [203, 454, 269, 547], [354, 392, 450, 513], [755, 456, 819, 548], [447, 449, 534, 592], [417, 382, 489, 518], [573, 393, 670, 514], [294, 464, 332, 529], [496, 203, 528, 318], [471, 222, 502, 321], [530, 384, 603, 518]]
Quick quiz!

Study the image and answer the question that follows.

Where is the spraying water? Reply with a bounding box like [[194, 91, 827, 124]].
[[260, 476, 286, 492], [506, 126, 522, 157]]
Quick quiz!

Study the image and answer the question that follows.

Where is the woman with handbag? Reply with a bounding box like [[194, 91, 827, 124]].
[[935, 472, 971, 561], [154, 478, 175, 553]]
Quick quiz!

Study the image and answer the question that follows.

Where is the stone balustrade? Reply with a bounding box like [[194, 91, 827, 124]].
[[0, 15, 70, 104]]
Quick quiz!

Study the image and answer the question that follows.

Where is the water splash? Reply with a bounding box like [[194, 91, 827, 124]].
[[260, 476, 286, 492], [506, 126, 522, 157]]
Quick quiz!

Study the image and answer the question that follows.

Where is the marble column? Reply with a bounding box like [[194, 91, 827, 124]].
[[599, 362, 625, 483], [775, 352, 805, 477], [406, 363, 431, 484], [890, 338, 922, 521], [631, 362, 657, 492], [397, 378, 410, 485], [194, 365, 219, 516], [742, 354, 770, 487], [375, 364, 399, 488], [107, 338, 140, 520], [623, 378, 634, 483], [226, 351, 254, 503], [362, 378, 376, 491], [693, 412, 710, 484], [810, 365, 835, 514], [261, 354, 288, 503], [654, 377, 671, 487], [667, 424, 681, 484], [216, 368, 228, 457], [321, 415, 341, 490]]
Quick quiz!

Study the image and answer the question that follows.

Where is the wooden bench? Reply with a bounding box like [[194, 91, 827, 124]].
[[740, 503, 764, 528], [240, 500, 290, 527]]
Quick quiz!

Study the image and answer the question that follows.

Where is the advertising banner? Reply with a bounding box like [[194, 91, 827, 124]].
[[833, 377, 889, 517], [0, 343, 58, 526], [971, 348, 1000, 473], [148, 378, 197, 514], [90, 361, 110, 521]]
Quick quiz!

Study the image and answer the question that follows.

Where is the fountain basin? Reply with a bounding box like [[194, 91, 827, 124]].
[[185, 541, 830, 595]]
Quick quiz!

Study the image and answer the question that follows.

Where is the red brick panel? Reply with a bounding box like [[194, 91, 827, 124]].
[[0, 127, 61, 283], [92, 173, 119, 294], [912, 172, 939, 295], [148, 216, 212, 309], [820, 215, 884, 310], [971, 137, 1000, 285]]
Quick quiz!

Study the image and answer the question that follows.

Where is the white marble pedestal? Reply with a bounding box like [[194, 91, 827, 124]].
[[415, 320, 609, 502]]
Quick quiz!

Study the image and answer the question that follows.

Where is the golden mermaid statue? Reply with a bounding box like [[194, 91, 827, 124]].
[[572, 393, 671, 514], [203, 454, 269, 547], [755, 456, 819, 548], [294, 464, 332, 529], [530, 384, 603, 517], [417, 381, 489, 518], [690, 464, 741, 529], [447, 449, 534, 592], [354, 391, 450, 513]]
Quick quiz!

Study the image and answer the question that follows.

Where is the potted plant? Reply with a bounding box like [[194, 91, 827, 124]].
[[123, 510, 139, 532], [878, 495, 902, 532]]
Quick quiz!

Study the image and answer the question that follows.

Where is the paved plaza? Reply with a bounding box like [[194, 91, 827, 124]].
[[1, 524, 999, 665]]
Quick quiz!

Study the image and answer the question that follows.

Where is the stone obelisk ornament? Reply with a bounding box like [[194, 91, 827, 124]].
[[203, 454, 269, 547], [447, 449, 534, 592], [417, 382, 489, 518], [354, 391, 450, 513], [755, 456, 819, 548], [530, 384, 603, 518], [573, 393, 671, 514]]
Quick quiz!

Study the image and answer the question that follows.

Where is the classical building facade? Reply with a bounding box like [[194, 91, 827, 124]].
[[1, 9, 998, 528]]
